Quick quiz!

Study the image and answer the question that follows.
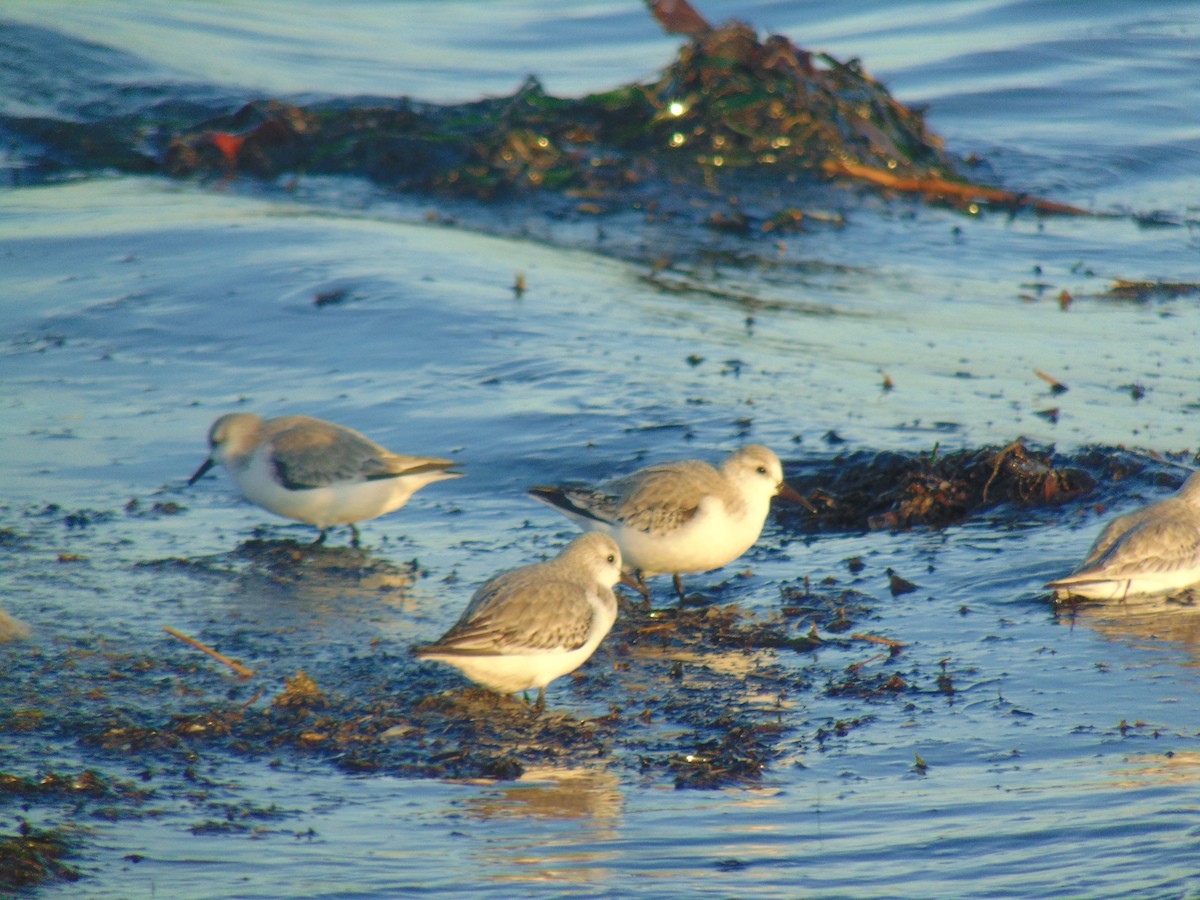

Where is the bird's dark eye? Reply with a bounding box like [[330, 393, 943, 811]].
[[607, 554, 616, 564], [756, 465, 768, 475]]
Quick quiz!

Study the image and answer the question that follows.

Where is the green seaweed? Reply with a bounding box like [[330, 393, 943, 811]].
[[12, 21, 957, 206]]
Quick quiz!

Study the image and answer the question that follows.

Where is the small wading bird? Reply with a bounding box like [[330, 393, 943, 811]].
[[187, 413, 462, 546], [528, 445, 809, 601], [414, 533, 622, 710], [1046, 471, 1200, 601]]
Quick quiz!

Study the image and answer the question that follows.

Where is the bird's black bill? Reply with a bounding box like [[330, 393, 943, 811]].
[[187, 457, 216, 486], [777, 481, 817, 512]]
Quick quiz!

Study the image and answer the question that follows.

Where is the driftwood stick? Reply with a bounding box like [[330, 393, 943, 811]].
[[1116, 448, 1197, 475], [847, 652, 885, 674], [163, 626, 256, 678], [851, 633, 908, 649], [821, 160, 1092, 215]]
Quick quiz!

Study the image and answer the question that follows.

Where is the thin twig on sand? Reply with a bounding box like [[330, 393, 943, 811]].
[[163, 626, 256, 678]]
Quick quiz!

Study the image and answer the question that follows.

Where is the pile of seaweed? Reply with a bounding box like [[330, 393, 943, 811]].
[[780, 439, 1195, 533], [157, 17, 955, 197], [3, 2, 1079, 220]]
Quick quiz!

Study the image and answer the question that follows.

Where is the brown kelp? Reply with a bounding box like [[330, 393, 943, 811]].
[[6, 2, 1082, 218]]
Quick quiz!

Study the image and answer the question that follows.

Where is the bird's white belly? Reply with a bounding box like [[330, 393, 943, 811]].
[[427, 643, 599, 695], [605, 499, 767, 576], [232, 453, 405, 528]]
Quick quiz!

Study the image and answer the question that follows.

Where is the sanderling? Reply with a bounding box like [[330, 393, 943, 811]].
[[528, 445, 806, 601], [414, 533, 622, 710], [187, 413, 462, 545], [1046, 471, 1200, 600]]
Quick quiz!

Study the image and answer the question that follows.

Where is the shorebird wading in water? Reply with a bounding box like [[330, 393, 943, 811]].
[[414, 533, 622, 710], [528, 444, 807, 601], [187, 412, 462, 545], [1046, 471, 1200, 601]]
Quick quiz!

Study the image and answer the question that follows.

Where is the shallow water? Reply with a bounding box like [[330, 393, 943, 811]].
[[3, 2, 1200, 897]]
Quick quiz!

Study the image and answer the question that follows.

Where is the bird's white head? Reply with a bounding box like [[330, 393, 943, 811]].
[[723, 445, 809, 508], [188, 412, 264, 485], [206, 413, 264, 464], [724, 445, 786, 497], [560, 532, 623, 589]]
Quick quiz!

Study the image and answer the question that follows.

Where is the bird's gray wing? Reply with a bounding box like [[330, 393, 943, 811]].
[[1081, 506, 1154, 566], [531, 485, 623, 524], [531, 461, 721, 536], [1065, 512, 1200, 583], [269, 422, 452, 489], [611, 461, 723, 535], [361, 452, 457, 482], [267, 422, 381, 489], [423, 576, 596, 654]]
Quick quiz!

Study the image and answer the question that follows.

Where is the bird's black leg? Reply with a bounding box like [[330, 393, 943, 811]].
[[349, 523, 361, 547], [635, 572, 653, 610], [311, 529, 328, 546], [619, 570, 652, 609], [673, 573, 687, 603]]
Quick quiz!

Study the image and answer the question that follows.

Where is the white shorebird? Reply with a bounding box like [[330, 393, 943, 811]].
[[1046, 471, 1200, 601], [414, 533, 622, 709], [528, 445, 807, 601], [187, 413, 462, 545]]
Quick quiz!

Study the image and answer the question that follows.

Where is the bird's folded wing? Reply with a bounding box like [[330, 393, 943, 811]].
[[615, 462, 720, 534], [363, 453, 456, 481], [543, 486, 622, 524], [1055, 513, 1200, 584], [426, 579, 596, 654], [1080, 506, 1157, 567], [268, 424, 383, 489]]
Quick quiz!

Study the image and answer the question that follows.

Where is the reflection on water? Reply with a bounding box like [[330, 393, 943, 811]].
[[624, 644, 775, 678], [1108, 751, 1200, 789], [1061, 591, 1200, 668], [233, 537, 418, 601], [458, 767, 623, 890], [462, 766, 623, 823], [134, 537, 422, 626], [457, 770, 798, 891]]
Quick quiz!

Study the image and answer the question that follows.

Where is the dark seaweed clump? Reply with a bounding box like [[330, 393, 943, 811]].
[[0, 822, 81, 891], [154, 21, 956, 199], [6, 16, 963, 218], [779, 440, 1194, 533]]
